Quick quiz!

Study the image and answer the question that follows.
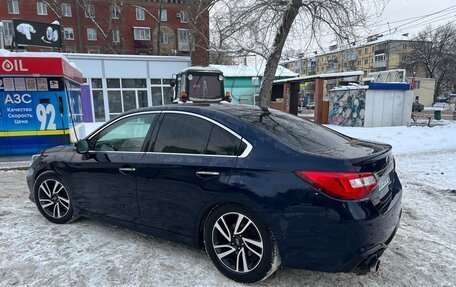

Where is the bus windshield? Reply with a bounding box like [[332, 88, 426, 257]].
[[188, 74, 222, 101]]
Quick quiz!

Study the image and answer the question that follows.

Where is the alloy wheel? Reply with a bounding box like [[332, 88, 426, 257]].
[[38, 179, 71, 219], [212, 212, 264, 273]]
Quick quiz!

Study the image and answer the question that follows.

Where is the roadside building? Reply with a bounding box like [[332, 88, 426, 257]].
[[64, 53, 191, 124], [210, 64, 297, 105], [0, 0, 209, 65], [283, 34, 423, 76], [281, 34, 435, 102], [407, 77, 436, 107]]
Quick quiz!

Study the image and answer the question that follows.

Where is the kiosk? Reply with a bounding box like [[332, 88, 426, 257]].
[[0, 50, 83, 156]]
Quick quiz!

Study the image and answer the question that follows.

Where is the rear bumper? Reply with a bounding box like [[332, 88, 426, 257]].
[[264, 177, 402, 272]]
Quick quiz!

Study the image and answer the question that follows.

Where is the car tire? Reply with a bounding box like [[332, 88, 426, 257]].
[[34, 171, 79, 224], [204, 204, 281, 283]]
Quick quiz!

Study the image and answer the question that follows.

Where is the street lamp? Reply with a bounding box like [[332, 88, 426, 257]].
[[133, 4, 163, 55]]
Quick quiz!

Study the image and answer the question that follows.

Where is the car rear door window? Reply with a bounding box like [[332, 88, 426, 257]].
[[206, 125, 243, 156], [92, 114, 156, 152], [153, 114, 212, 154]]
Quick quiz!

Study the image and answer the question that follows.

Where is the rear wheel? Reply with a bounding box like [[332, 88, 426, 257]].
[[34, 171, 78, 224], [204, 204, 280, 283]]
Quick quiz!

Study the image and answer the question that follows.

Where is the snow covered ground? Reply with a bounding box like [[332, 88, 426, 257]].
[[1, 123, 455, 286]]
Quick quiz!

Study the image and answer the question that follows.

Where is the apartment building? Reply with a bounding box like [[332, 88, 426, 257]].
[[0, 0, 209, 65], [282, 34, 427, 78]]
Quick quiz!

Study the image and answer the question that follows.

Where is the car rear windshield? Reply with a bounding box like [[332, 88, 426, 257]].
[[241, 110, 352, 153]]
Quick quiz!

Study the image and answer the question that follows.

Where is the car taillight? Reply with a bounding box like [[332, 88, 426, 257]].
[[295, 171, 378, 200]]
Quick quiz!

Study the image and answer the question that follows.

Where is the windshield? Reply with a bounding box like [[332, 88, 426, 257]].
[[188, 74, 222, 101]]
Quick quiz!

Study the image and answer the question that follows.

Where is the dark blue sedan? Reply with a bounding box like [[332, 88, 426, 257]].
[[27, 104, 402, 283]]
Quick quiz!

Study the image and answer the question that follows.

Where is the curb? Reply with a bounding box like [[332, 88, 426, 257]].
[[0, 166, 29, 171], [0, 161, 30, 171]]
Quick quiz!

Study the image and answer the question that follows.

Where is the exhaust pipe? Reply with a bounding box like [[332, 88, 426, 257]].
[[356, 255, 381, 275], [368, 257, 380, 273]]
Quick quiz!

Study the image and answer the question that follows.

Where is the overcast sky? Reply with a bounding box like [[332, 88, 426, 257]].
[[284, 0, 456, 54], [378, 0, 456, 35]]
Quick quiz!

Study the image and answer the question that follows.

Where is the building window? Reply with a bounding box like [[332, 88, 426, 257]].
[[160, 31, 168, 44], [134, 27, 151, 41], [87, 28, 97, 41], [151, 78, 173, 106], [63, 27, 74, 40], [414, 80, 421, 89], [402, 55, 408, 62], [364, 59, 368, 65], [113, 29, 120, 43], [374, 54, 385, 62], [105, 78, 149, 119], [364, 47, 368, 54], [112, 5, 120, 19], [136, 7, 145, 20], [179, 10, 189, 23], [2, 21, 14, 37], [403, 44, 408, 50], [177, 29, 192, 51], [85, 4, 95, 18], [61, 3, 72, 17], [8, 0, 19, 14], [159, 9, 168, 21], [90, 79, 105, 122], [37, 2, 47, 15]]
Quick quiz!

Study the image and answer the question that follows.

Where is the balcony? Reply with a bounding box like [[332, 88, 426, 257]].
[[372, 60, 387, 69]]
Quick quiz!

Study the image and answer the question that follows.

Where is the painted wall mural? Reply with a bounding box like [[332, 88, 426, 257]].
[[328, 87, 367, 127]]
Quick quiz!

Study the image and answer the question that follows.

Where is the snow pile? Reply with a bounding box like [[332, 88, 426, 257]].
[[328, 122, 456, 155], [0, 122, 455, 286]]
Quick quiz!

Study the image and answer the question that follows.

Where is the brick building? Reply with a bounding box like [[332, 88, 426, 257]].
[[0, 0, 209, 65]]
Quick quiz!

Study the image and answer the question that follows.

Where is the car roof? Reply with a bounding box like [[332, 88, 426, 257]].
[[129, 104, 268, 121]]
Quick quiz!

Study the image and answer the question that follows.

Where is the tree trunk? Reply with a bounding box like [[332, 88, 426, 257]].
[[258, 1, 301, 108], [157, 1, 163, 55]]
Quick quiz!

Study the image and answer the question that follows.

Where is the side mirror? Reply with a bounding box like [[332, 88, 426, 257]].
[[170, 80, 176, 87], [75, 139, 89, 154]]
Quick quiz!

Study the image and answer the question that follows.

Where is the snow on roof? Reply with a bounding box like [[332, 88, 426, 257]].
[[302, 34, 412, 58], [274, 71, 364, 84], [330, 84, 369, 91], [0, 49, 64, 58], [181, 66, 222, 73], [63, 53, 191, 62], [209, 64, 297, 78]]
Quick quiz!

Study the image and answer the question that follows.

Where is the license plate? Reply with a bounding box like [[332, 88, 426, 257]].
[[378, 174, 391, 191]]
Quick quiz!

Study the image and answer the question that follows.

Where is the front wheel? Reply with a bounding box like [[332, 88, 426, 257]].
[[34, 171, 78, 224], [204, 204, 280, 283]]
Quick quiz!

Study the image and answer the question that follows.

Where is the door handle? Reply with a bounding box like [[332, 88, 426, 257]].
[[119, 167, 136, 173], [196, 171, 220, 177]]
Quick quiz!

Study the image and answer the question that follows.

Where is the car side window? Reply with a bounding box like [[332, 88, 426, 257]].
[[153, 114, 212, 154], [93, 114, 156, 152], [152, 113, 246, 156], [206, 125, 243, 156]]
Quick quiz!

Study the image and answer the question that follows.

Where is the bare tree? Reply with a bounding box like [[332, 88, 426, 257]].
[[182, 0, 221, 64], [210, 0, 386, 108], [406, 23, 456, 101]]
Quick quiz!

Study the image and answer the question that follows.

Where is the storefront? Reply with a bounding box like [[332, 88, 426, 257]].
[[64, 53, 191, 123], [0, 50, 83, 155]]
